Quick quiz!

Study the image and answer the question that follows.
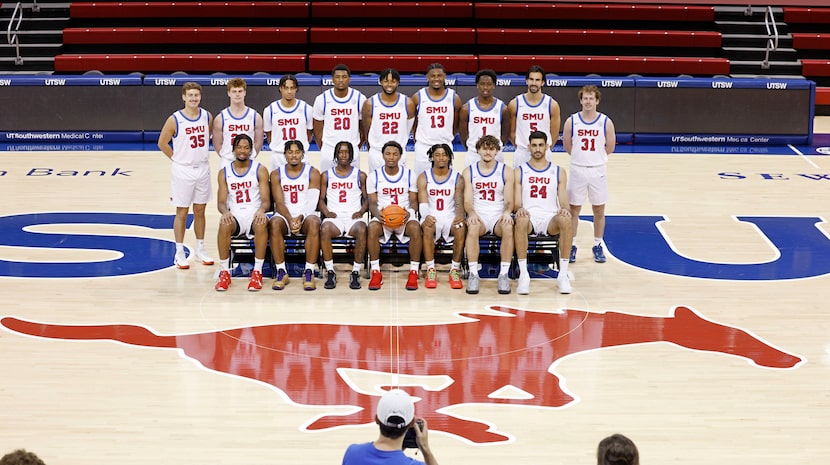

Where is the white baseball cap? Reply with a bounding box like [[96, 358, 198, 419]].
[[376, 389, 415, 429]]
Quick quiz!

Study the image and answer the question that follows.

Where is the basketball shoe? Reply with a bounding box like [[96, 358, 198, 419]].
[[215, 270, 231, 291], [466, 273, 480, 294], [303, 269, 316, 291], [592, 245, 606, 263], [448, 268, 463, 289], [349, 270, 361, 289], [497, 273, 511, 294], [557, 274, 572, 294], [174, 253, 189, 270], [569, 245, 577, 263], [368, 270, 383, 290], [195, 247, 214, 266], [272, 269, 289, 290], [324, 270, 337, 289], [406, 270, 419, 290], [517, 272, 530, 295], [247, 270, 262, 291], [425, 268, 437, 288]]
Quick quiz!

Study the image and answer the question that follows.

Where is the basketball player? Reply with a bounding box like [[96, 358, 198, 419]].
[[319, 141, 368, 290], [417, 143, 465, 289], [507, 65, 561, 168], [597, 434, 640, 465], [263, 74, 314, 171], [514, 131, 573, 294], [157, 81, 214, 270], [411, 62, 462, 176], [313, 64, 367, 172], [366, 141, 422, 291], [212, 77, 264, 166], [0, 449, 46, 465], [269, 140, 322, 291], [458, 69, 507, 166], [563, 85, 616, 264], [214, 134, 271, 292], [463, 134, 514, 295], [362, 68, 416, 173]]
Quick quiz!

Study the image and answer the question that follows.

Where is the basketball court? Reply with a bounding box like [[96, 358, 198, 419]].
[[1, 122, 828, 465]]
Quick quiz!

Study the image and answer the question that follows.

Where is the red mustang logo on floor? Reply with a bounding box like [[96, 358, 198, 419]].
[[1, 305, 803, 444]]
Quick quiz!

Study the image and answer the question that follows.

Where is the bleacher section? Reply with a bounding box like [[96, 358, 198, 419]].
[[785, 6, 830, 104], [56, 1, 728, 76]]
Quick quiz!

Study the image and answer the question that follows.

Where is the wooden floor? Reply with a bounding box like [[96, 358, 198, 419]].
[[1, 129, 829, 465]]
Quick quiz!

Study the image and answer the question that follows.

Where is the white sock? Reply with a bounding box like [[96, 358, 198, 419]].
[[451, 260, 460, 270], [499, 262, 510, 275], [518, 258, 528, 275], [559, 259, 569, 277], [254, 258, 264, 272], [176, 243, 185, 255], [305, 262, 315, 271], [425, 260, 435, 269], [221, 259, 230, 271], [371, 260, 380, 271], [410, 261, 419, 272], [276, 262, 286, 271], [352, 262, 362, 272], [325, 260, 334, 271], [594, 238, 602, 247], [197, 239, 206, 250], [469, 261, 479, 276]]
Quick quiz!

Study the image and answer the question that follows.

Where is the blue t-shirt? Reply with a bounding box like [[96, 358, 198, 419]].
[[342, 442, 423, 465]]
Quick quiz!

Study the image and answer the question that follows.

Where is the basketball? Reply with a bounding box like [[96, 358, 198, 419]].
[[381, 204, 408, 229]]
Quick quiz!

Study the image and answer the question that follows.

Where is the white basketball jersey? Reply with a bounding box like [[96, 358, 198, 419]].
[[569, 112, 609, 166], [425, 169, 460, 219], [313, 88, 366, 151], [278, 162, 314, 217], [368, 167, 416, 210], [519, 161, 560, 216], [469, 162, 507, 218], [325, 166, 362, 216], [515, 94, 553, 151], [171, 108, 210, 166], [218, 106, 258, 161], [465, 97, 505, 152], [415, 88, 456, 146], [367, 93, 410, 152], [224, 161, 263, 215], [264, 99, 313, 154]]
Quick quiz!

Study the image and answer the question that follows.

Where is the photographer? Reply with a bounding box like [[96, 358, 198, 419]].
[[341, 389, 439, 465]]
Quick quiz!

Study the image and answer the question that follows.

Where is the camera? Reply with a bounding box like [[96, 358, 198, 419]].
[[402, 419, 423, 449]]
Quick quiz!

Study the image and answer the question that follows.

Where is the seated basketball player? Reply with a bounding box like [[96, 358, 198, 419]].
[[514, 131, 573, 295], [269, 140, 321, 291], [463, 134, 515, 295], [597, 434, 639, 465], [366, 141, 422, 291], [1, 449, 46, 465], [214, 134, 271, 292], [319, 141, 368, 290], [417, 143, 466, 289]]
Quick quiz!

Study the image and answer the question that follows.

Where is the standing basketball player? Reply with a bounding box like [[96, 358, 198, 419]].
[[507, 65, 561, 168], [319, 141, 368, 290], [411, 62, 462, 176], [564, 85, 616, 264], [366, 141, 422, 291], [269, 140, 322, 291], [463, 135, 515, 295], [362, 68, 415, 173], [212, 78, 264, 167], [458, 69, 507, 166], [263, 74, 313, 171], [417, 143, 466, 289], [313, 64, 366, 172], [514, 131, 573, 294], [157, 81, 214, 269], [214, 134, 271, 292]]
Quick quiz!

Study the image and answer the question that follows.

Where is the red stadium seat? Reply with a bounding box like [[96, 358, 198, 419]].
[[792, 33, 830, 50], [308, 54, 478, 73], [802, 60, 830, 77], [311, 2, 473, 19], [63, 27, 308, 45], [478, 55, 730, 76], [54, 54, 307, 73], [783, 7, 830, 24], [310, 27, 475, 45], [477, 29, 721, 48], [474, 3, 714, 22], [69, 2, 309, 18]]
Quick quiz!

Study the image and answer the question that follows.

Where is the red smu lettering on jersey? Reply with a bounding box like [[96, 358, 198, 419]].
[[331, 108, 352, 116], [330, 182, 353, 190], [577, 129, 599, 137], [277, 118, 300, 125], [426, 106, 448, 113], [185, 126, 206, 134], [283, 185, 306, 192], [475, 181, 497, 190], [528, 176, 550, 184], [522, 114, 545, 120], [379, 112, 401, 119], [228, 124, 251, 132], [473, 116, 495, 124], [429, 188, 451, 196], [229, 181, 252, 190], [382, 187, 406, 196]]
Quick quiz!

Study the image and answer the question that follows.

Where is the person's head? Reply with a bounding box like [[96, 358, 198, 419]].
[[381, 141, 404, 169], [427, 143, 453, 169], [0, 449, 46, 465], [475, 134, 501, 161], [426, 62, 447, 90], [227, 77, 248, 103], [597, 434, 639, 465], [333, 140, 355, 165], [279, 74, 299, 101], [578, 85, 602, 111], [375, 389, 415, 439], [379, 68, 401, 95], [232, 133, 253, 162], [475, 69, 497, 98], [180, 82, 202, 106], [526, 65, 545, 94], [284, 139, 305, 166], [332, 64, 351, 91], [528, 130, 548, 160]]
